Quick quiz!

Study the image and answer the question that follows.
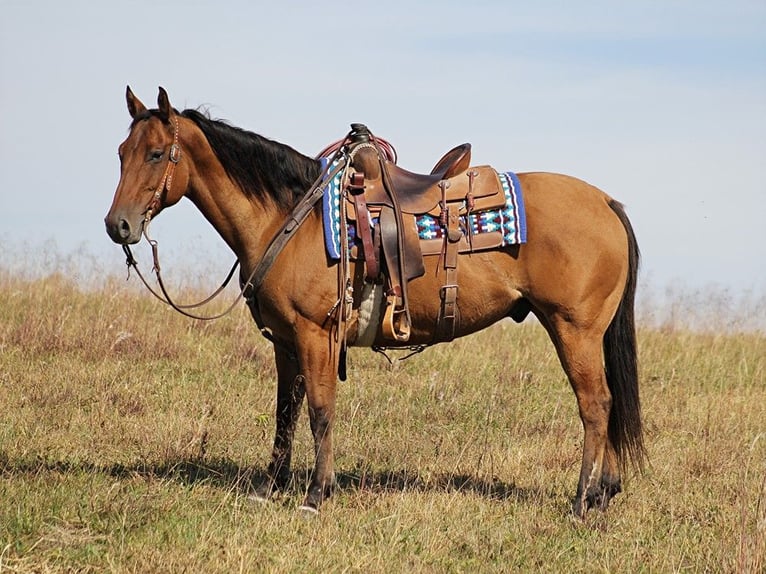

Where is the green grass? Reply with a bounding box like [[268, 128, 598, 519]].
[[0, 273, 764, 572]]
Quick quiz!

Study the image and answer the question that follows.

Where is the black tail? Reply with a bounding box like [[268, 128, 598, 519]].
[[604, 200, 646, 471]]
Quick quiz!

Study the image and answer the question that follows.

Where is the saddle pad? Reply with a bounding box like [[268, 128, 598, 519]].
[[321, 157, 346, 259], [321, 160, 526, 260]]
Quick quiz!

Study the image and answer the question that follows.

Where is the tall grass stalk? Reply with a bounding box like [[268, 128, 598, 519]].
[[0, 268, 764, 572]]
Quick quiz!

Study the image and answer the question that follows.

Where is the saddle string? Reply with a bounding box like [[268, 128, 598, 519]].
[[321, 159, 353, 380], [338, 165, 353, 343]]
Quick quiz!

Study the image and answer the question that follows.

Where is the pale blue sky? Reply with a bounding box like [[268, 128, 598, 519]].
[[1, 0, 764, 299]]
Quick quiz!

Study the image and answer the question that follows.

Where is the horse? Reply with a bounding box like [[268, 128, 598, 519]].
[[105, 87, 645, 518]]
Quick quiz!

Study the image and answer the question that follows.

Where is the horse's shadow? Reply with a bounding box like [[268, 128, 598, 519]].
[[1, 455, 545, 505], [332, 466, 539, 503]]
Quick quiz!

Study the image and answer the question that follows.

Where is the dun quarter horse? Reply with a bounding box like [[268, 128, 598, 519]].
[[105, 87, 644, 518]]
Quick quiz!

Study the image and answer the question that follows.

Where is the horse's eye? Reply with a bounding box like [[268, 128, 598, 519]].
[[149, 149, 164, 162]]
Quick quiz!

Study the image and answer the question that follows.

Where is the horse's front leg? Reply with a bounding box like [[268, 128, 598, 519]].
[[254, 344, 305, 501], [295, 321, 339, 513]]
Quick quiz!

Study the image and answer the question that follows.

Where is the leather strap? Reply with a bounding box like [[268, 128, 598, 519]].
[[379, 206, 410, 341], [438, 204, 462, 342], [376, 149, 413, 341], [145, 117, 181, 220], [245, 158, 347, 298], [465, 169, 478, 251], [241, 156, 348, 344], [349, 173, 380, 281]]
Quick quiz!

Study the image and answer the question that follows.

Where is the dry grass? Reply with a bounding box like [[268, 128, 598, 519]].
[[0, 269, 764, 572]]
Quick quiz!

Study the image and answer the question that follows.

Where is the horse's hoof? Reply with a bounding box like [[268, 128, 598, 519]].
[[248, 492, 272, 504], [297, 504, 319, 516], [571, 497, 588, 520]]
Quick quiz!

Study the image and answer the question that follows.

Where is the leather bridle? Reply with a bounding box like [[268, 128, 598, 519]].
[[122, 117, 350, 328], [144, 116, 182, 224], [119, 115, 241, 320]]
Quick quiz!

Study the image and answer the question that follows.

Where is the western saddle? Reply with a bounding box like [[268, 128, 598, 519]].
[[341, 124, 507, 344]]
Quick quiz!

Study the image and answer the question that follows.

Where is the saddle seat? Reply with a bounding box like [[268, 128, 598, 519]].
[[342, 125, 509, 344], [348, 135, 502, 218]]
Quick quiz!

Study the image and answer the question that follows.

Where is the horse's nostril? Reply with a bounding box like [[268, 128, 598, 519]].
[[118, 218, 131, 239], [106, 216, 133, 243]]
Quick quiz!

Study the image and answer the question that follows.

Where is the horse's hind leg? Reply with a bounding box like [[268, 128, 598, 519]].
[[254, 344, 306, 500], [545, 317, 618, 518], [600, 439, 622, 508]]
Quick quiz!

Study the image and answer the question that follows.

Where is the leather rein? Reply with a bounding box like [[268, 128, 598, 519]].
[[122, 117, 349, 325]]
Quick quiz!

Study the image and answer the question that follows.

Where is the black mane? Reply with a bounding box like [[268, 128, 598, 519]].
[[180, 109, 321, 209]]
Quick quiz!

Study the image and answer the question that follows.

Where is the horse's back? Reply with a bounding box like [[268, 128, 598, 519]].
[[518, 171, 619, 221]]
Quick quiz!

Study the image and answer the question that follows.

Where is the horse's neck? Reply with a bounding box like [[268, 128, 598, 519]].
[[186, 163, 283, 267]]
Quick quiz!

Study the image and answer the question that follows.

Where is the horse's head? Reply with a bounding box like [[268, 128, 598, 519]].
[[105, 86, 190, 244]]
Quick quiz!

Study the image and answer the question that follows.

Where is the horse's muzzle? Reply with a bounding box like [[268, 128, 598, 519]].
[[104, 214, 142, 244]]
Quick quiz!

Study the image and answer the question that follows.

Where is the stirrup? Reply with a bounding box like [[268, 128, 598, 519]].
[[381, 295, 411, 342]]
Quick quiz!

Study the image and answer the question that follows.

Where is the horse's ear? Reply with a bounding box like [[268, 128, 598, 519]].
[[126, 85, 147, 119], [157, 87, 174, 122]]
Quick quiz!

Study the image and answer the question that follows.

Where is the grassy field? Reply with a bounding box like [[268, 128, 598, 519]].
[[0, 272, 764, 572]]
